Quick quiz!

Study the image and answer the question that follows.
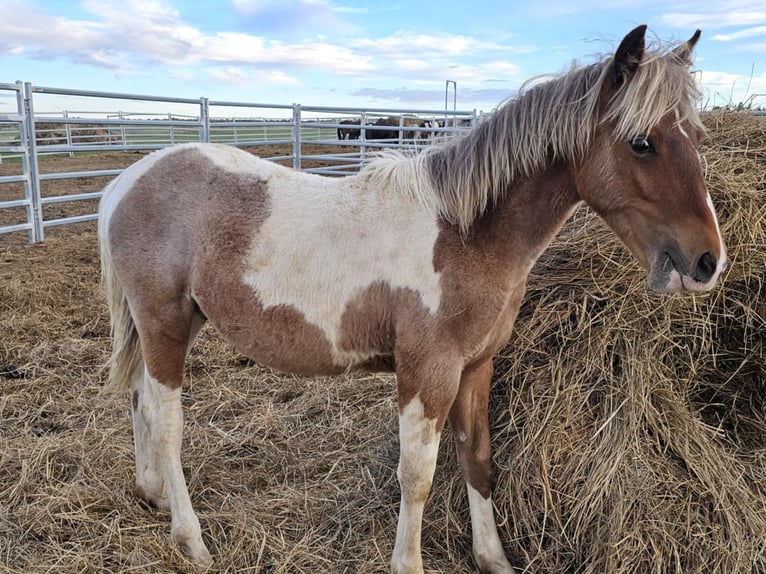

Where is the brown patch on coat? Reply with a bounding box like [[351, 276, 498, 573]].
[[433, 165, 579, 359], [107, 146, 338, 384], [192, 272, 339, 376], [390, 166, 580, 423], [448, 358, 494, 497]]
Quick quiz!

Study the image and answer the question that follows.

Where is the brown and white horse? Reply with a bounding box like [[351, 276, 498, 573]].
[[98, 26, 725, 573]]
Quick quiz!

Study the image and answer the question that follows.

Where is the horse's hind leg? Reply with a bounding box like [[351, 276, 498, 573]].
[[448, 358, 515, 574], [132, 307, 211, 566], [130, 357, 166, 509], [131, 312, 206, 511]]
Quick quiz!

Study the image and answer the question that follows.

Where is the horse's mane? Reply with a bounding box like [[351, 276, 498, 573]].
[[363, 39, 703, 232]]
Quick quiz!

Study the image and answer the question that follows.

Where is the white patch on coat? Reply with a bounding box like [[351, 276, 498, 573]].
[[237, 155, 443, 367]]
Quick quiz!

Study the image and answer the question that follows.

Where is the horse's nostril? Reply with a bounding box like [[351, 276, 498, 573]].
[[694, 252, 717, 283]]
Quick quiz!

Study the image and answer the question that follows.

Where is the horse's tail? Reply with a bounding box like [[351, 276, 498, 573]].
[[99, 179, 142, 394]]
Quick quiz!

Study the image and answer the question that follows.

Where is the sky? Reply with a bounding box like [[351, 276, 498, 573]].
[[0, 0, 765, 117]]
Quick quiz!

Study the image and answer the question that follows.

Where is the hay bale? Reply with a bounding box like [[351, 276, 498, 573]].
[[489, 110, 766, 573]]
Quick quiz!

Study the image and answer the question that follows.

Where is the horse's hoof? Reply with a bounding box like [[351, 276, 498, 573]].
[[173, 520, 212, 568]]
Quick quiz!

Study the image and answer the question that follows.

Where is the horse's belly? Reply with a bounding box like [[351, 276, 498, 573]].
[[192, 272, 400, 376]]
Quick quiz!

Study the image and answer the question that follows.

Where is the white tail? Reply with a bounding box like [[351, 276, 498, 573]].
[[99, 180, 142, 394]]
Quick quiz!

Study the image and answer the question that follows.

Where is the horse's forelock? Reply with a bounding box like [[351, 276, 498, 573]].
[[604, 48, 704, 141]]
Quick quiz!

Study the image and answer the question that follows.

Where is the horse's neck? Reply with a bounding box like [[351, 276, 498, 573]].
[[473, 164, 580, 274]]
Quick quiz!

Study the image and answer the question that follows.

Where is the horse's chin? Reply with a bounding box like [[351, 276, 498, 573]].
[[646, 268, 684, 293]]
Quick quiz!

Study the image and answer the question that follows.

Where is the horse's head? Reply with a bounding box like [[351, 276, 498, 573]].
[[575, 25, 726, 293]]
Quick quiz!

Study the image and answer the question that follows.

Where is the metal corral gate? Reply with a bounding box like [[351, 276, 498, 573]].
[[0, 81, 477, 244]]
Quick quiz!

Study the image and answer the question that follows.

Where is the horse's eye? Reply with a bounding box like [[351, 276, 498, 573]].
[[629, 136, 655, 154]]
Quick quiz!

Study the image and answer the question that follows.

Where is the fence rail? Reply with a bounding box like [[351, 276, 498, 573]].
[[0, 81, 477, 243]]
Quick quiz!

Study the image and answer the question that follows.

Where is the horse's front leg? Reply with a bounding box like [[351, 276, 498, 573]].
[[448, 358, 515, 574], [391, 360, 461, 574]]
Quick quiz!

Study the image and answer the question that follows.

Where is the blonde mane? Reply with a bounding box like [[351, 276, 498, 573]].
[[363, 38, 703, 232]]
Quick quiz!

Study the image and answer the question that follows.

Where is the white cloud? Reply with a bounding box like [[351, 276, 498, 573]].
[[659, 1, 766, 29], [231, 0, 359, 36], [0, 2, 373, 74], [0, 0, 538, 106], [0, 1, 534, 89], [208, 66, 302, 87], [351, 31, 535, 59], [697, 69, 766, 107], [713, 25, 766, 41]]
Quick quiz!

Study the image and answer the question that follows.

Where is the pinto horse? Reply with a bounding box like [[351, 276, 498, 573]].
[[98, 26, 725, 573]]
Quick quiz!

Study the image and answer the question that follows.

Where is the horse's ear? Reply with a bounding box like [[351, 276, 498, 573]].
[[612, 24, 647, 87], [672, 29, 701, 65]]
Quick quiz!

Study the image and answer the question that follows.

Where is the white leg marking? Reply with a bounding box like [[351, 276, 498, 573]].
[[130, 361, 167, 509], [143, 371, 211, 566], [467, 485, 516, 573], [132, 315, 206, 510], [391, 398, 440, 574]]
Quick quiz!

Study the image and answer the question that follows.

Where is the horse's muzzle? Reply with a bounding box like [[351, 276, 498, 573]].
[[647, 248, 726, 293]]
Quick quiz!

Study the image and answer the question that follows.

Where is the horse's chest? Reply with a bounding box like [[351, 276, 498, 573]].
[[460, 279, 527, 365]]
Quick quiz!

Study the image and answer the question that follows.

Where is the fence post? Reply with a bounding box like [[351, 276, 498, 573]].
[[23, 82, 44, 242], [360, 111, 368, 164], [292, 103, 301, 170], [63, 110, 74, 158], [200, 97, 210, 143]]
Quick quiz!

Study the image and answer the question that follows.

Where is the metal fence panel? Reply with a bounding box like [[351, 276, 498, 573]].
[[0, 82, 477, 243]]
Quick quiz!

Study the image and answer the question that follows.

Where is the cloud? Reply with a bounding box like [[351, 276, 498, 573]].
[[659, 1, 766, 29], [697, 68, 766, 107], [348, 32, 530, 85], [203, 33, 375, 73], [713, 25, 766, 41], [0, 0, 536, 110], [350, 87, 515, 109], [0, 0, 374, 74], [208, 66, 302, 87], [0, 0, 533, 90], [351, 31, 536, 59], [231, 0, 359, 36]]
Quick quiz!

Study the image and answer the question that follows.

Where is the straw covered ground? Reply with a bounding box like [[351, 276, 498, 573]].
[[1, 110, 764, 573]]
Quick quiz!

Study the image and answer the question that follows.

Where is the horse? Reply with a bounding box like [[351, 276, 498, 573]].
[[401, 116, 427, 142], [337, 119, 361, 140], [98, 25, 726, 573], [422, 118, 443, 143], [367, 116, 401, 140]]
